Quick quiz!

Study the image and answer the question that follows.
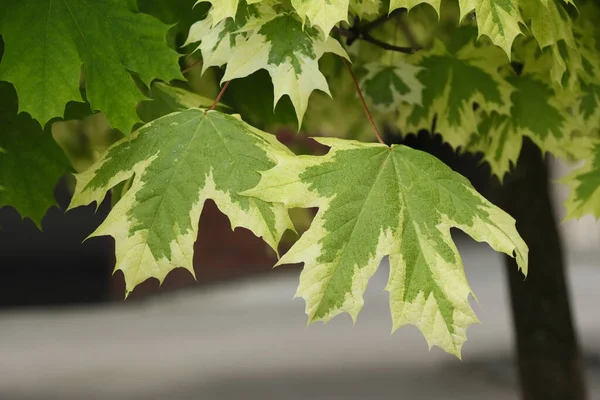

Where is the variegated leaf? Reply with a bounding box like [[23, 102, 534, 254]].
[[69, 110, 294, 295], [360, 62, 424, 112], [399, 30, 513, 149], [561, 143, 600, 220], [245, 137, 528, 357], [222, 13, 349, 127]]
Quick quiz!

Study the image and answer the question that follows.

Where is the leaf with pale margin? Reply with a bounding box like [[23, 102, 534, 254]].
[[185, 0, 275, 73], [0, 83, 71, 227], [291, 0, 349, 35], [69, 110, 294, 295], [561, 143, 600, 220], [245, 138, 528, 357], [469, 61, 591, 180], [399, 30, 512, 149], [222, 13, 349, 127], [0, 0, 182, 132], [360, 62, 424, 112], [195, 0, 267, 25]]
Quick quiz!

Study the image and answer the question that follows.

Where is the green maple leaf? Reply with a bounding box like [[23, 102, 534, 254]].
[[457, 0, 523, 57], [521, 0, 579, 86], [473, 73, 582, 179], [69, 109, 294, 295], [0, 83, 71, 227], [562, 143, 600, 219], [0, 0, 181, 132], [245, 138, 528, 357], [222, 13, 348, 127], [399, 30, 512, 149], [360, 62, 424, 112]]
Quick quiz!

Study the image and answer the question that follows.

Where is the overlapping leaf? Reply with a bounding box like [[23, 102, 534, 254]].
[[196, 0, 267, 25], [562, 143, 600, 219], [0, 0, 182, 132], [399, 31, 512, 149], [350, 0, 382, 17], [473, 73, 581, 178], [185, 0, 275, 73], [222, 13, 349, 126], [0, 83, 71, 227], [360, 62, 424, 112], [69, 110, 294, 294], [245, 138, 528, 357]]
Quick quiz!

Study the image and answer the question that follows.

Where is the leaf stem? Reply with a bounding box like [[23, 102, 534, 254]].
[[207, 81, 231, 113], [343, 59, 386, 146], [181, 58, 203, 74]]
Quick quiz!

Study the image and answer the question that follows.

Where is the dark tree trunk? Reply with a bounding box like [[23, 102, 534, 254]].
[[493, 138, 587, 400]]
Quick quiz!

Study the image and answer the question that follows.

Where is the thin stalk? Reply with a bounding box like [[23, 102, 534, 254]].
[[343, 59, 386, 146], [207, 81, 231, 113]]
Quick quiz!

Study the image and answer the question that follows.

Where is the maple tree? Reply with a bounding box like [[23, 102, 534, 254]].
[[0, 0, 598, 398]]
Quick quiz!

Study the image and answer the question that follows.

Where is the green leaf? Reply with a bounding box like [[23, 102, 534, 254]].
[[457, 0, 523, 58], [291, 0, 349, 35], [0, 82, 71, 227], [222, 13, 349, 126], [69, 109, 294, 294], [399, 31, 512, 149], [245, 137, 528, 357], [185, 0, 275, 73], [360, 62, 424, 112], [0, 0, 182, 132], [473, 73, 582, 179], [389, 0, 441, 16], [137, 82, 230, 123], [350, 0, 382, 17], [561, 143, 600, 220], [196, 0, 268, 25]]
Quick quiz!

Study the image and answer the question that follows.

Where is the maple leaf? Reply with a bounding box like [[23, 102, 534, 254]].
[[399, 30, 512, 149], [0, 0, 181, 132], [561, 143, 600, 220], [245, 138, 528, 357], [360, 62, 424, 112], [291, 0, 350, 35], [390, 0, 441, 15], [457, 0, 523, 58], [222, 13, 349, 127], [196, 0, 267, 25], [69, 110, 294, 295], [0, 83, 71, 227], [350, 0, 382, 17], [185, 0, 275, 73], [473, 73, 581, 179]]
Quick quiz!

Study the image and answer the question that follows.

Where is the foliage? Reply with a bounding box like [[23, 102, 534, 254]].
[[1, 0, 599, 356]]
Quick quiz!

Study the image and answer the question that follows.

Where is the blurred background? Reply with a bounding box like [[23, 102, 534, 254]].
[[0, 1, 599, 398], [0, 136, 599, 399]]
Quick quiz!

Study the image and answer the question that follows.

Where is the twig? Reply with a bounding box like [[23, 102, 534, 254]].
[[334, 27, 419, 54], [206, 81, 231, 113], [343, 59, 386, 146]]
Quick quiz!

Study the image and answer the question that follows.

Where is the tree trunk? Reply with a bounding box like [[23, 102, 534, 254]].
[[494, 138, 587, 400]]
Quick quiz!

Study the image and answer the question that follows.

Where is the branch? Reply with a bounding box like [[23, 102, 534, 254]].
[[333, 27, 420, 54]]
